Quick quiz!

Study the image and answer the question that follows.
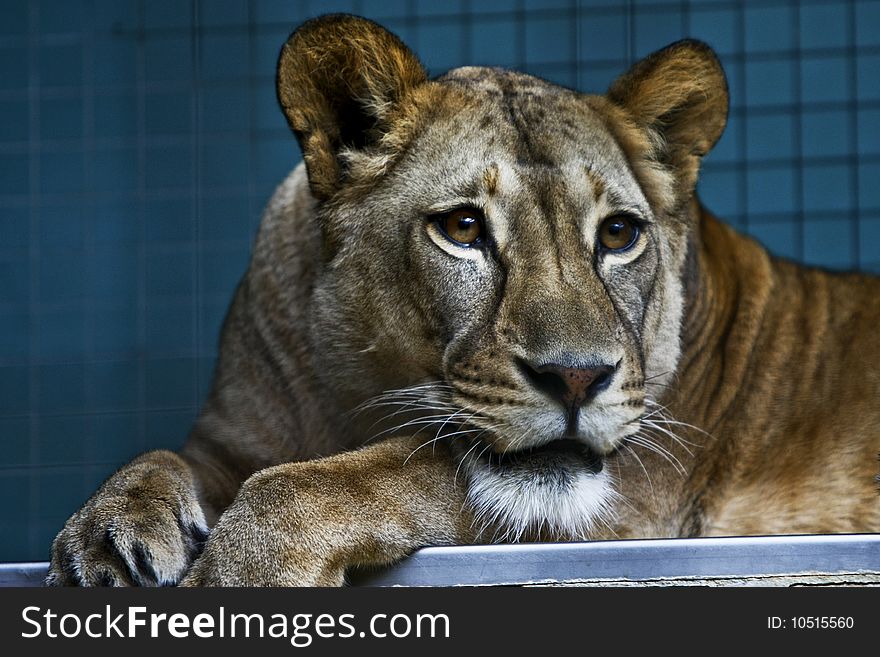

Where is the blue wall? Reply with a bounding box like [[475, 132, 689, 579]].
[[1, 0, 879, 562]]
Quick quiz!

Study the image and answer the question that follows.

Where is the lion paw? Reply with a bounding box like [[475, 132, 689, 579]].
[[46, 451, 208, 587]]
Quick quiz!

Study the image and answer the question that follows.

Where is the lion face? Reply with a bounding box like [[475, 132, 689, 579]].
[[280, 16, 727, 540], [311, 72, 683, 539]]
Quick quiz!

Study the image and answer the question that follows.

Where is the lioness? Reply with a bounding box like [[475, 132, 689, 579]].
[[48, 15, 880, 587]]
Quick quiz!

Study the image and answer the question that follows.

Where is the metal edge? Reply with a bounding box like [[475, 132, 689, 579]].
[[349, 534, 880, 586], [0, 562, 49, 587], [3, 535, 879, 587]]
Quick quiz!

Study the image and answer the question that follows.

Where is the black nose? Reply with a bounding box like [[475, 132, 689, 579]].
[[520, 359, 616, 411]]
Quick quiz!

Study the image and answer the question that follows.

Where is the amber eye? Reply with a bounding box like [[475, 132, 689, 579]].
[[435, 208, 485, 247], [598, 214, 640, 252]]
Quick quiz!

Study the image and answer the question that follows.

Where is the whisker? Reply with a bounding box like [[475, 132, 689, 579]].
[[454, 439, 483, 486], [442, 424, 503, 442], [354, 393, 454, 417], [621, 443, 654, 496], [644, 417, 715, 441], [625, 434, 687, 476], [606, 458, 638, 517], [640, 421, 695, 456], [362, 401, 459, 433], [431, 403, 489, 445], [473, 441, 495, 465], [363, 413, 461, 446], [644, 380, 675, 390], [642, 398, 672, 414], [402, 420, 503, 465], [402, 435, 447, 465], [347, 380, 454, 417], [640, 398, 714, 444], [502, 426, 535, 457], [644, 370, 675, 382], [347, 379, 477, 449]]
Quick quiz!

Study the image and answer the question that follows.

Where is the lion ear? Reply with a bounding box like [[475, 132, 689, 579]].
[[607, 40, 728, 193], [277, 14, 428, 200]]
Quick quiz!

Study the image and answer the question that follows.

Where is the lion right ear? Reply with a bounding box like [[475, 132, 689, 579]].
[[607, 40, 728, 201], [277, 14, 428, 200]]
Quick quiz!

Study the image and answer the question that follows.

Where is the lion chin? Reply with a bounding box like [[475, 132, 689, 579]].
[[459, 438, 621, 543]]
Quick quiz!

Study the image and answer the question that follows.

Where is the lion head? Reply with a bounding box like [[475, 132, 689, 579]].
[[275, 15, 728, 541]]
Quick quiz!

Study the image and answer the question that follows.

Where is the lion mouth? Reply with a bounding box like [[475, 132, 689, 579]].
[[482, 438, 604, 475]]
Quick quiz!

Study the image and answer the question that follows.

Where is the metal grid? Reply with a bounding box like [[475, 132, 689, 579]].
[[0, 0, 878, 563]]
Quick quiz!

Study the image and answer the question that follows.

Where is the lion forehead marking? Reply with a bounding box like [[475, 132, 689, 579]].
[[482, 164, 500, 196], [585, 167, 606, 202]]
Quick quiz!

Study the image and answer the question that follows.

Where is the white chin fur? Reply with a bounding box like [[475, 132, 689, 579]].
[[464, 458, 619, 543]]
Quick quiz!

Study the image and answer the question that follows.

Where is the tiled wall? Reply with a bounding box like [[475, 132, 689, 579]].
[[1, 0, 878, 562]]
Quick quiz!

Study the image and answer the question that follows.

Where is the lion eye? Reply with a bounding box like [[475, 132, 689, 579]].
[[598, 214, 640, 252], [435, 208, 485, 247]]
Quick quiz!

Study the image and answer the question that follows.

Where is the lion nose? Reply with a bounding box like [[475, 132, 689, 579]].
[[520, 360, 617, 411]]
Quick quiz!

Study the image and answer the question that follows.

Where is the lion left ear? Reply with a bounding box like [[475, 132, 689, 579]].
[[277, 14, 428, 200], [607, 40, 728, 193]]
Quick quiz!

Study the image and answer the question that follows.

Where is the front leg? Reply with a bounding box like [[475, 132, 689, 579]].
[[181, 436, 474, 586]]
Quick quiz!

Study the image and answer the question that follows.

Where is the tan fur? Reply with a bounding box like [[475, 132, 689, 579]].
[[48, 15, 879, 587]]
